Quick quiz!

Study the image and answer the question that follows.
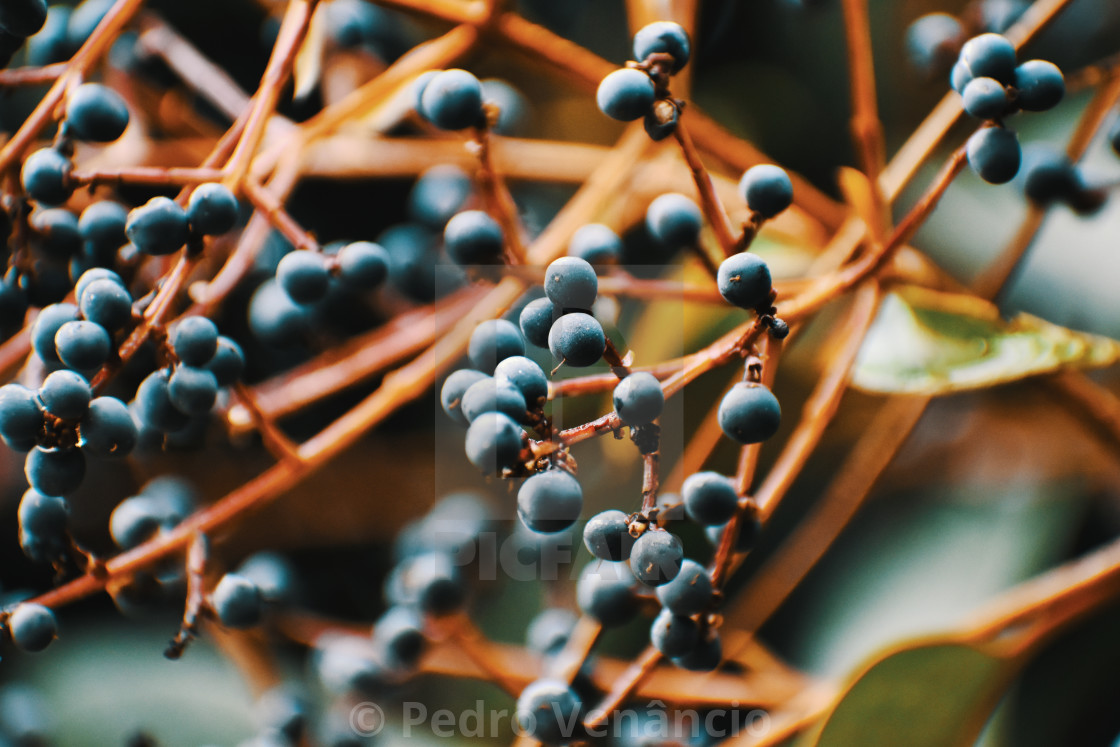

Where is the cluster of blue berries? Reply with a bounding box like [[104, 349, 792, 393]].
[[596, 22, 691, 140], [125, 182, 240, 256], [904, 0, 1029, 78], [17, 0, 114, 67], [275, 242, 391, 306]]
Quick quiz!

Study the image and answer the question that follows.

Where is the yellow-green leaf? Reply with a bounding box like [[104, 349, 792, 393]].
[[852, 286, 1120, 395]]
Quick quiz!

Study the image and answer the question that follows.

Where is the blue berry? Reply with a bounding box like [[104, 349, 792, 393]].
[[1014, 60, 1064, 112], [18, 488, 68, 536], [373, 605, 425, 670], [718, 381, 781, 444], [211, 573, 263, 628], [468, 319, 525, 373], [75, 267, 124, 303], [38, 369, 91, 420], [613, 372, 664, 426], [981, 0, 1028, 32], [951, 60, 974, 94], [65, 83, 129, 142], [27, 5, 70, 65], [408, 164, 472, 228], [493, 355, 549, 409], [739, 164, 794, 218], [77, 277, 129, 329], [959, 33, 1017, 84], [1021, 147, 1081, 206], [21, 148, 73, 206], [526, 608, 578, 656], [582, 509, 634, 561], [481, 78, 529, 135], [25, 446, 85, 496], [440, 368, 488, 425], [30, 302, 79, 364], [444, 210, 504, 265], [717, 251, 773, 310], [419, 69, 483, 130], [30, 208, 81, 260], [205, 336, 246, 387], [314, 634, 384, 695], [630, 529, 683, 586], [576, 561, 637, 626], [519, 297, 557, 349], [518, 469, 583, 533], [569, 224, 622, 265], [515, 679, 582, 746], [548, 312, 604, 368], [682, 471, 739, 526], [544, 256, 597, 310], [54, 319, 110, 371], [961, 77, 1010, 119], [66, 0, 113, 50], [650, 609, 699, 657], [905, 13, 962, 75], [135, 368, 190, 433], [277, 251, 330, 305], [171, 316, 219, 366], [337, 241, 390, 290], [656, 559, 713, 616], [236, 552, 297, 605], [0, 275, 28, 336], [168, 365, 218, 415], [248, 279, 310, 346], [7, 603, 57, 653], [672, 629, 721, 671], [186, 182, 240, 236], [413, 70, 440, 114], [646, 193, 702, 247], [464, 411, 524, 474], [109, 495, 162, 549], [79, 395, 137, 459], [0, 384, 44, 444], [0, 0, 47, 36], [633, 21, 690, 72], [461, 377, 528, 424], [396, 551, 466, 615], [596, 68, 655, 121], [966, 126, 1021, 184], [125, 196, 190, 256]]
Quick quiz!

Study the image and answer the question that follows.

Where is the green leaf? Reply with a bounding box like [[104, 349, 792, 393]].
[[801, 638, 1022, 747], [852, 286, 1120, 395]]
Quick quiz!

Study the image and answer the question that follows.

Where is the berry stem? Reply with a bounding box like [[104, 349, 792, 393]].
[[165, 532, 210, 660], [672, 119, 738, 260], [242, 176, 321, 253], [0, 63, 67, 87]]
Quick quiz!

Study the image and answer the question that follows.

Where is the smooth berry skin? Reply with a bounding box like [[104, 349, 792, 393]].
[[409, 164, 472, 228], [0, 384, 44, 444], [168, 365, 218, 415], [959, 33, 1017, 84], [398, 552, 467, 615], [651, 609, 699, 658], [544, 256, 597, 310], [79, 395, 137, 459], [526, 608, 578, 656], [204, 336, 246, 387], [444, 210, 504, 265], [961, 77, 1009, 120], [277, 251, 330, 305], [464, 411, 524, 475], [79, 278, 132, 331], [38, 369, 91, 420], [576, 561, 637, 626], [18, 488, 69, 537], [440, 368, 488, 425], [646, 193, 702, 247], [718, 382, 781, 444], [21, 148, 73, 206], [337, 241, 390, 290], [54, 320, 110, 371], [494, 355, 549, 408], [30, 208, 81, 259], [672, 631, 722, 672], [7, 603, 57, 653], [25, 446, 86, 497], [30, 302, 79, 364], [0, 0, 47, 36], [518, 469, 583, 534], [186, 182, 239, 236], [583, 509, 634, 562], [373, 606, 425, 670], [65, 83, 129, 142], [656, 559, 713, 616], [682, 471, 739, 526], [633, 21, 690, 72], [515, 679, 582, 746], [739, 164, 794, 218], [109, 495, 164, 549], [135, 369, 190, 433], [125, 196, 190, 256], [966, 127, 1021, 184], [519, 297, 558, 349], [412, 70, 441, 115], [461, 377, 528, 424], [548, 312, 605, 368], [596, 68, 656, 122], [717, 252, 773, 310], [630, 529, 683, 587], [1022, 147, 1081, 206], [420, 69, 483, 130], [171, 316, 219, 366], [569, 224, 622, 265], [951, 60, 974, 94], [468, 319, 525, 373], [75, 267, 124, 303], [1014, 60, 1064, 112], [211, 573, 263, 628], [613, 372, 664, 426], [905, 13, 962, 76]]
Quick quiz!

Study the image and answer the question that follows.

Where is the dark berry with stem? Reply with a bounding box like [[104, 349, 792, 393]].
[[672, 629, 721, 671], [613, 372, 664, 426], [79, 277, 132, 331], [656, 559, 713, 616], [518, 469, 583, 534], [409, 164, 472, 228], [125, 196, 190, 256], [373, 606, 425, 670], [583, 509, 634, 561], [494, 355, 549, 409], [596, 68, 655, 121], [135, 369, 190, 433], [21, 148, 73, 206], [79, 396, 137, 459], [187, 183, 240, 236], [961, 77, 1009, 120], [682, 471, 739, 526], [718, 381, 781, 444], [419, 69, 483, 130], [444, 210, 504, 265], [211, 573, 263, 628], [718, 252, 773, 310], [78, 202, 127, 264], [905, 13, 962, 76], [966, 127, 1021, 184], [630, 529, 683, 586], [65, 83, 130, 142], [30, 208, 81, 260], [959, 33, 1017, 84], [633, 21, 691, 72], [739, 164, 794, 218], [54, 320, 110, 371], [171, 316, 219, 366], [544, 256, 598, 310], [38, 369, 91, 420], [7, 603, 57, 653], [548, 312, 605, 368], [1014, 60, 1064, 112]]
